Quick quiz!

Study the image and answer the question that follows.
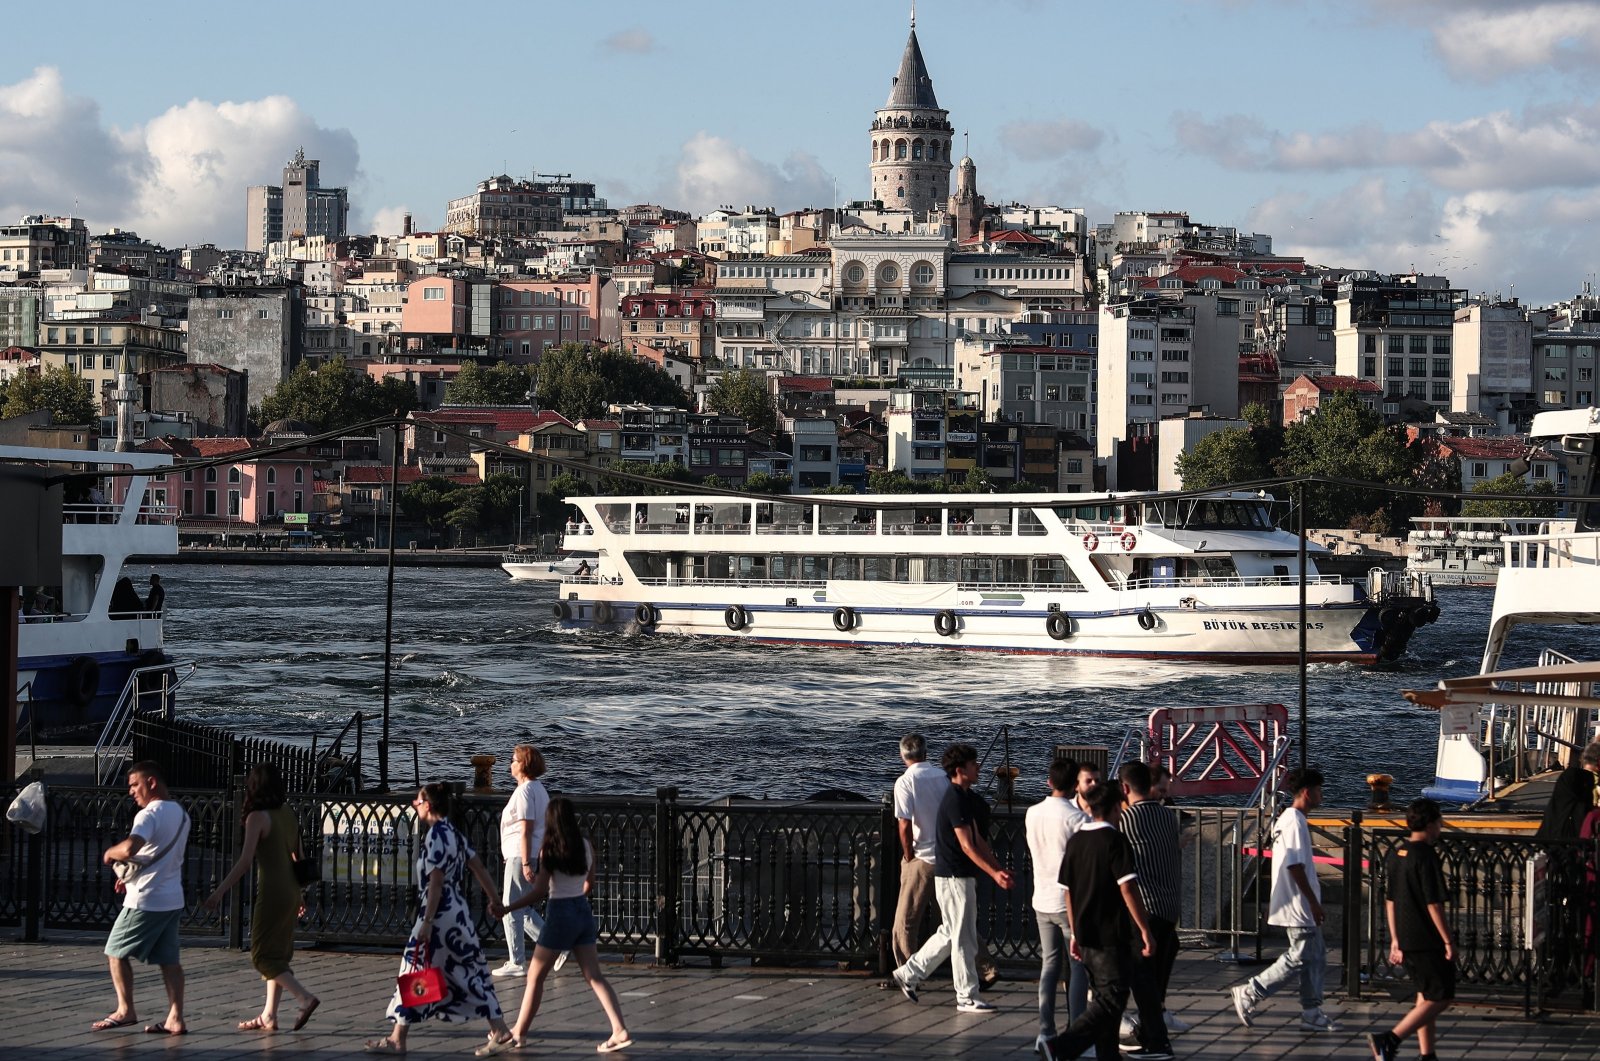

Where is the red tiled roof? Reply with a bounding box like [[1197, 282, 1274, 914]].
[[776, 376, 833, 392], [136, 436, 255, 459], [578, 419, 620, 430], [340, 465, 476, 486], [1443, 436, 1545, 461], [959, 229, 1049, 246], [1290, 374, 1382, 395]]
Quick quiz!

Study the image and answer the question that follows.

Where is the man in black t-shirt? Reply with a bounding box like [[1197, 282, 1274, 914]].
[[1042, 781, 1164, 1061], [1368, 798, 1454, 1061], [889, 743, 1014, 1013]]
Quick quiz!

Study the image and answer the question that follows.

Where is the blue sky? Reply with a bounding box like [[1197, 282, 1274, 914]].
[[4, 0, 1599, 305]]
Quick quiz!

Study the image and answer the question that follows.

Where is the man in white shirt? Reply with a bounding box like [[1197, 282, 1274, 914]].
[[1227, 767, 1340, 1033], [97, 761, 191, 1035], [892, 732, 949, 966], [1025, 757, 1090, 1052]]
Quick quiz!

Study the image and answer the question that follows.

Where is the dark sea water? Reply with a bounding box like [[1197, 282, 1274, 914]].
[[135, 562, 1600, 808]]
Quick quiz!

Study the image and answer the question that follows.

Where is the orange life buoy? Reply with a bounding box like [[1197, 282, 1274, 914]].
[[1119, 531, 1137, 551], [1082, 532, 1100, 552]]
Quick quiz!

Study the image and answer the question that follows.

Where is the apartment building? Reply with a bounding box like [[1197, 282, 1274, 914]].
[[245, 150, 349, 252], [1331, 273, 1465, 420]]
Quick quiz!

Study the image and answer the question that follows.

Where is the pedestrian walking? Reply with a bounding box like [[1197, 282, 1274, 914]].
[[498, 796, 633, 1054], [1227, 766, 1340, 1033], [1024, 756, 1090, 1052], [892, 732, 948, 966], [1116, 762, 1183, 1053], [95, 760, 191, 1036], [1040, 780, 1163, 1061], [1368, 798, 1455, 1061], [365, 783, 513, 1054], [202, 763, 320, 1032], [889, 742, 1014, 1013], [492, 745, 551, 979]]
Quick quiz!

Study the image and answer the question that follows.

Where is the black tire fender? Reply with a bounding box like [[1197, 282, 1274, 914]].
[[635, 603, 658, 627], [593, 600, 614, 625], [1137, 608, 1158, 631], [68, 655, 100, 706], [934, 609, 958, 637], [1046, 612, 1073, 641], [725, 605, 749, 631], [551, 600, 571, 621], [833, 607, 856, 632]]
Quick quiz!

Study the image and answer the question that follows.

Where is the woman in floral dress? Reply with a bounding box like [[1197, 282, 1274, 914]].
[[365, 783, 514, 1054]]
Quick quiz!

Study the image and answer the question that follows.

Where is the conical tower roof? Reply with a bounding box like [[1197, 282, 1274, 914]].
[[885, 29, 940, 110]]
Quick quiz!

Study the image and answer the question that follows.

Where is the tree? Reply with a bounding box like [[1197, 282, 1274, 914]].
[[446, 361, 535, 405], [742, 472, 793, 495], [1276, 392, 1407, 526], [706, 369, 778, 434], [599, 460, 696, 495], [259, 358, 419, 432], [533, 343, 688, 421], [1173, 428, 1274, 491], [536, 473, 593, 534], [1461, 472, 1561, 518], [867, 470, 941, 494], [398, 476, 466, 541], [1, 365, 96, 424]]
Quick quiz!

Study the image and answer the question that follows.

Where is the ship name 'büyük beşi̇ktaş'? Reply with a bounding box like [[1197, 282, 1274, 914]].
[[551, 490, 1438, 664]]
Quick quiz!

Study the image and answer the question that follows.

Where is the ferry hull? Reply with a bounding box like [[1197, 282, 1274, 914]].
[[551, 594, 1394, 665], [17, 647, 173, 744]]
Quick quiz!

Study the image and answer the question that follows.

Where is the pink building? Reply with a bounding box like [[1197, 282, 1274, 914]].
[[130, 436, 319, 525], [492, 275, 618, 363], [401, 276, 470, 347]]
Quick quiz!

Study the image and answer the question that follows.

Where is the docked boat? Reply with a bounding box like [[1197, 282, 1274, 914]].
[[1404, 514, 1561, 588], [1421, 408, 1600, 803], [551, 490, 1438, 664], [4, 444, 177, 743]]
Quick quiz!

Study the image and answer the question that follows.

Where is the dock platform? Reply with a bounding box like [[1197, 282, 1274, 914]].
[[3, 932, 1596, 1058]]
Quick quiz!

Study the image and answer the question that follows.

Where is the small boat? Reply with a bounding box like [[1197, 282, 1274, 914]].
[[1404, 514, 1556, 588], [549, 489, 1439, 664], [4, 444, 178, 743], [501, 551, 596, 582], [1419, 408, 1600, 803]]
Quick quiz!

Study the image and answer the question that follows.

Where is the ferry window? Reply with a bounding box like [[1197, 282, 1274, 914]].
[[768, 502, 811, 533], [975, 508, 1012, 534], [882, 508, 917, 533], [830, 556, 858, 579], [625, 553, 668, 580], [596, 502, 629, 529], [959, 557, 996, 583], [707, 555, 730, 580], [1017, 510, 1046, 536]]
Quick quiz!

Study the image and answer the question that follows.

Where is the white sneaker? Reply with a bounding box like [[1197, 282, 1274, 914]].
[[1300, 1007, 1339, 1032], [1119, 1015, 1138, 1041], [553, 951, 570, 972], [1162, 1010, 1191, 1034], [955, 998, 995, 1013], [490, 961, 525, 978], [1230, 985, 1256, 1027]]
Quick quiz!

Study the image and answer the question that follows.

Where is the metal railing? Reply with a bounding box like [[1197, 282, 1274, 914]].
[[129, 714, 367, 794], [94, 661, 197, 786]]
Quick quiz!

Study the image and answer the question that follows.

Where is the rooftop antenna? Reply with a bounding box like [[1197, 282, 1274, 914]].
[[964, 130, 970, 157], [910, 0, 916, 29]]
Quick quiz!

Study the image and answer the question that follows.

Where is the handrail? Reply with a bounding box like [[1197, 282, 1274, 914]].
[[1246, 734, 1296, 812], [94, 661, 198, 786], [1107, 725, 1146, 778], [16, 679, 36, 772]]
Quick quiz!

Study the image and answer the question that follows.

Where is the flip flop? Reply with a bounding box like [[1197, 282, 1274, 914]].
[[92, 1015, 136, 1031], [292, 998, 320, 1031], [474, 1035, 520, 1057], [238, 1015, 277, 1031], [597, 1036, 634, 1053], [144, 1024, 187, 1035]]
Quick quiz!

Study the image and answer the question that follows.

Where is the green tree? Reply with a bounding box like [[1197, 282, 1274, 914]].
[[259, 358, 419, 432], [599, 460, 696, 495], [1, 365, 96, 424], [1461, 471, 1561, 518], [1276, 392, 1406, 526], [446, 361, 535, 405], [1173, 428, 1273, 490], [533, 343, 688, 421], [398, 475, 466, 541], [742, 472, 793, 494], [705, 369, 778, 434], [536, 473, 593, 534]]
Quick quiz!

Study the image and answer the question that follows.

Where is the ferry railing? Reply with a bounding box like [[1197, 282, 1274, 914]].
[[1115, 574, 1345, 592], [1504, 530, 1600, 569], [93, 661, 197, 786]]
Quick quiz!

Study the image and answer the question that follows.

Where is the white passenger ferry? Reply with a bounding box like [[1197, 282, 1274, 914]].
[[1405, 515, 1560, 588], [552, 491, 1439, 664], [1423, 408, 1600, 803], [4, 444, 178, 742]]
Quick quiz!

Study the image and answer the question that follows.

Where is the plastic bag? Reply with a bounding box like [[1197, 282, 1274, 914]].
[[6, 781, 46, 835]]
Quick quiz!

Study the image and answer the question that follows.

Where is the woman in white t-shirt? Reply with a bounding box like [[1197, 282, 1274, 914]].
[[497, 797, 632, 1055], [490, 745, 549, 978]]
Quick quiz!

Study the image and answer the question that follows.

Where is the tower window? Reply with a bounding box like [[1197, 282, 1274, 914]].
[[895, 139, 907, 160], [898, 187, 905, 198], [912, 139, 924, 160]]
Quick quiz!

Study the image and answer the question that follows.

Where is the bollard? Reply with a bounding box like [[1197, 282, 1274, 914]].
[[471, 754, 496, 792], [1366, 773, 1393, 810]]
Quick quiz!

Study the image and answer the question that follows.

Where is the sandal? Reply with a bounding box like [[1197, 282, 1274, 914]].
[[364, 1038, 405, 1053], [239, 1016, 278, 1031], [475, 1034, 520, 1056], [597, 1036, 634, 1053], [292, 998, 320, 1031], [92, 1014, 136, 1031]]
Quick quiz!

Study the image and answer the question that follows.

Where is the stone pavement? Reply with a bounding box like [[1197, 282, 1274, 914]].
[[3, 933, 1599, 1059]]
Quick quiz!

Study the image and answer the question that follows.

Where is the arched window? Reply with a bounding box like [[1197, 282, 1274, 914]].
[[895, 139, 907, 160], [880, 139, 891, 162], [897, 186, 905, 198], [205, 468, 217, 483], [912, 139, 924, 160], [913, 262, 935, 286], [266, 467, 276, 485], [228, 467, 241, 483]]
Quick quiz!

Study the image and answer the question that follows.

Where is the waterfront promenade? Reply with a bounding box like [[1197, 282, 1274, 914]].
[[4, 934, 1597, 1059]]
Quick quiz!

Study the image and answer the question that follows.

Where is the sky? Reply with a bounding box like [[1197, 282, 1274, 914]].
[[3, 0, 1599, 306]]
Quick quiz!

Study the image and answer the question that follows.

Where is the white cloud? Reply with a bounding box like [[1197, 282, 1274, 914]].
[[1173, 103, 1600, 191], [601, 28, 656, 55], [670, 132, 835, 214], [1381, 0, 1600, 81], [0, 66, 359, 248], [368, 205, 423, 237], [996, 119, 1106, 162]]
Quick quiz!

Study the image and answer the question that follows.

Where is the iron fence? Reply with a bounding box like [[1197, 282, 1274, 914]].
[[130, 715, 362, 794], [3, 780, 1598, 1014]]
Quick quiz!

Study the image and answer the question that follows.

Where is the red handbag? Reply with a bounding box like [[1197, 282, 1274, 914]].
[[397, 940, 446, 1006]]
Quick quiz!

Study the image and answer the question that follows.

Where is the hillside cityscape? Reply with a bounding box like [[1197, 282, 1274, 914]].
[[0, 19, 1592, 544]]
